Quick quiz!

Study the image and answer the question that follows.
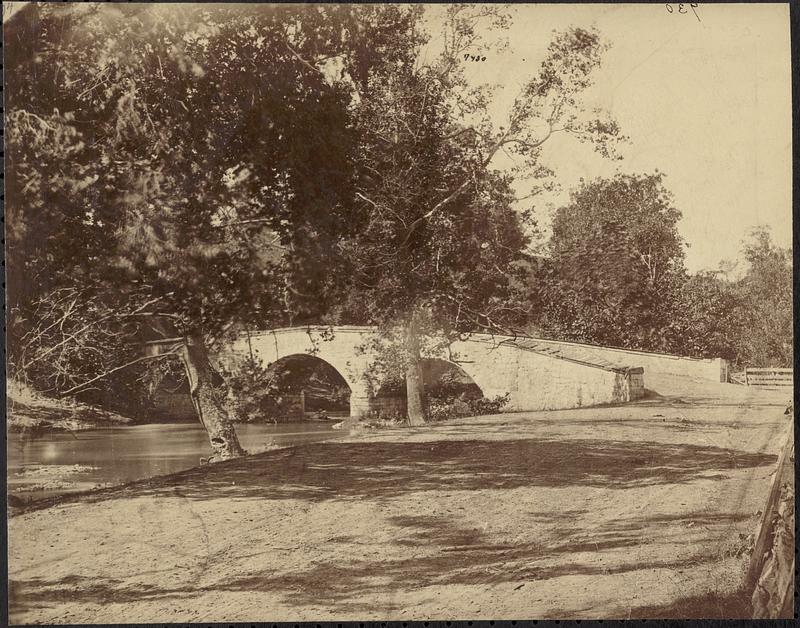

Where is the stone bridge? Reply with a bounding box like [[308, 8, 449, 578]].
[[178, 325, 727, 419]]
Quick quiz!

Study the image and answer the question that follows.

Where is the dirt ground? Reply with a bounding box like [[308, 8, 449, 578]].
[[7, 374, 791, 623]]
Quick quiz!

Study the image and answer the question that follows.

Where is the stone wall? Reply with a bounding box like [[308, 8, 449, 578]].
[[369, 396, 407, 417], [215, 326, 650, 417], [448, 337, 645, 411], [504, 336, 727, 383]]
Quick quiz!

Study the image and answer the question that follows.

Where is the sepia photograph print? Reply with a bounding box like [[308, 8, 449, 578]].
[[3, 1, 795, 623]]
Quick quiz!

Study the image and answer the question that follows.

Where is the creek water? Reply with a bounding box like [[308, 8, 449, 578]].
[[7, 421, 346, 501]]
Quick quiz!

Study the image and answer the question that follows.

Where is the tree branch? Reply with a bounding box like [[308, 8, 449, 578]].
[[442, 126, 480, 141], [17, 110, 56, 131], [23, 296, 164, 370], [59, 352, 179, 398], [284, 42, 325, 77], [213, 218, 272, 228]]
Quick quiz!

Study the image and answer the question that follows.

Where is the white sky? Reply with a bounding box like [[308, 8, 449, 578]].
[[426, 3, 792, 272]]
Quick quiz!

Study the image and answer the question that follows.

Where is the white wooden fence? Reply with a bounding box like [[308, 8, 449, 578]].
[[732, 368, 794, 387]]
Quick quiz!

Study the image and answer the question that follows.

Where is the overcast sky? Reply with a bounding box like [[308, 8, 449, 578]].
[[426, 3, 792, 272]]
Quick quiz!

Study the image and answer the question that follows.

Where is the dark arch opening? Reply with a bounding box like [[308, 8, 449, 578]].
[[265, 354, 351, 420], [147, 355, 196, 422], [420, 358, 484, 401], [148, 353, 352, 423], [371, 358, 485, 420]]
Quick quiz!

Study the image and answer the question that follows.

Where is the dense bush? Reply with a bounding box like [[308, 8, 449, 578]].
[[426, 392, 510, 422], [529, 202, 792, 368], [219, 357, 286, 423], [363, 408, 407, 426], [468, 393, 511, 416]]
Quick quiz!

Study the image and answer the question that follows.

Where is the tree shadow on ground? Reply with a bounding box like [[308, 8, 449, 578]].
[[527, 417, 787, 434], [9, 510, 756, 617], [10, 432, 776, 619], [16, 437, 777, 513], [624, 588, 752, 619]]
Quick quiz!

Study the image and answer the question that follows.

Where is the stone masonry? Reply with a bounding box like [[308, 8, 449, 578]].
[[214, 326, 663, 418]]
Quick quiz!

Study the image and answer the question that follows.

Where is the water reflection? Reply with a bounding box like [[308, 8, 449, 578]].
[[7, 422, 345, 500]]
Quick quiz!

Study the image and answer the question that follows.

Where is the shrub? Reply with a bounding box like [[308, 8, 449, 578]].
[[425, 392, 509, 422], [468, 393, 510, 416], [219, 356, 285, 423], [361, 408, 406, 429]]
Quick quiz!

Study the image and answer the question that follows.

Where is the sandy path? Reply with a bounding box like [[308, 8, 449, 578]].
[[8, 376, 790, 622]]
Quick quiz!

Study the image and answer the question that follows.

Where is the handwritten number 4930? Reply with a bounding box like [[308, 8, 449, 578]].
[[666, 3, 701, 22]]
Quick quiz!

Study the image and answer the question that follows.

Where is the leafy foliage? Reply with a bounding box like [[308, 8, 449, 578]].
[[727, 227, 793, 367], [333, 14, 625, 338], [530, 175, 791, 368], [661, 272, 740, 360], [426, 393, 510, 422], [4, 4, 381, 405], [219, 356, 284, 423], [533, 173, 687, 350]]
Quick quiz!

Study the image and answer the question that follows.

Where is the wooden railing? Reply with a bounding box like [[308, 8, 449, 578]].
[[743, 368, 793, 386], [730, 371, 748, 386]]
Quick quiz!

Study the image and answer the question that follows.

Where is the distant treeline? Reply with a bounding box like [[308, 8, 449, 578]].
[[517, 175, 792, 369]]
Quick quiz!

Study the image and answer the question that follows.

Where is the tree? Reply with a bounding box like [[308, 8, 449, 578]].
[[4, 4, 378, 459], [662, 227, 792, 367], [728, 227, 793, 367], [536, 172, 686, 350], [332, 8, 625, 424], [6, 5, 627, 438], [661, 271, 740, 359]]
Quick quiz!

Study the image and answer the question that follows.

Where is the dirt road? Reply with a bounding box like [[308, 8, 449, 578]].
[[8, 375, 791, 622]]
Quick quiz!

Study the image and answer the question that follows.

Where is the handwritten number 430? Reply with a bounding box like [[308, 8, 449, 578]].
[[666, 3, 701, 21]]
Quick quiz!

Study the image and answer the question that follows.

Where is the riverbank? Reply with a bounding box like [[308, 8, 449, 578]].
[[7, 421, 346, 506], [6, 381, 349, 506], [7, 380, 134, 433], [8, 374, 791, 622]]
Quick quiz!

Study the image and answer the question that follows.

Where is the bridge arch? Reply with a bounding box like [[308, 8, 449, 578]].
[[366, 357, 487, 419], [226, 327, 374, 418], [264, 353, 352, 417], [420, 357, 485, 400]]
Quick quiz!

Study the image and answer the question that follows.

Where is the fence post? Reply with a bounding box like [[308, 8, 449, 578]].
[[745, 367, 750, 386]]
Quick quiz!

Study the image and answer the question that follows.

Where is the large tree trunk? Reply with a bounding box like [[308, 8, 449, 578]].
[[180, 334, 246, 462], [404, 315, 426, 426]]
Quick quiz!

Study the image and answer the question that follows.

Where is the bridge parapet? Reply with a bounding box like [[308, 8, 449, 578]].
[[216, 327, 650, 414], [148, 326, 727, 418]]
